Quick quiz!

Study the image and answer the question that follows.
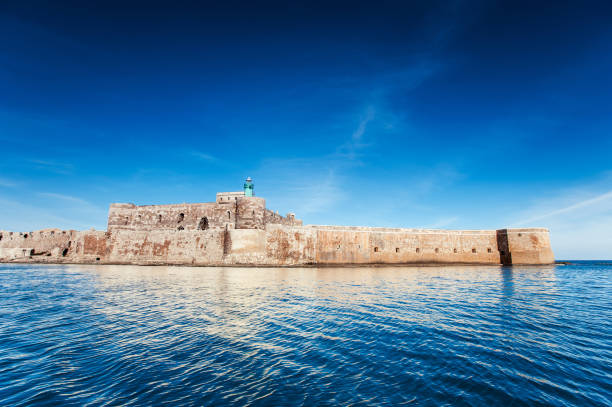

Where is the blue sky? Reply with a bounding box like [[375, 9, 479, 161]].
[[1, 1, 611, 259]]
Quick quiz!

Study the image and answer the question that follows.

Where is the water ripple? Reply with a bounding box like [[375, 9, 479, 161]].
[[0, 263, 611, 406]]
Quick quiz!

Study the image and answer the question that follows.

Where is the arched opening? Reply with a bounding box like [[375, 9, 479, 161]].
[[24, 233, 28, 239], [227, 211, 231, 220], [198, 217, 209, 230], [158, 214, 162, 223], [177, 213, 184, 223], [62, 248, 68, 257]]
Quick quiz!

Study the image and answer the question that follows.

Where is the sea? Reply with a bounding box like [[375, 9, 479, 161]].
[[0, 262, 610, 406]]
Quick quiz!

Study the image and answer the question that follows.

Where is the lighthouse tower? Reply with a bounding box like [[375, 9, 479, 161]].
[[244, 177, 254, 197]]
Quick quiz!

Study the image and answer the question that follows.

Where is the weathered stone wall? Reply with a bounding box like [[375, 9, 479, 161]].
[[0, 225, 554, 266], [313, 227, 500, 264], [500, 228, 555, 265], [105, 229, 225, 265], [264, 209, 303, 227], [235, 197, 266, 229], [108, 202, 235, 232], [0, 229, 73, 260], [0, 229, 107, 263]]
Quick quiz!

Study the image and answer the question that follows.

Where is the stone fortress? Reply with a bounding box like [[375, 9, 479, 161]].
[[0, 178, 555, 266]]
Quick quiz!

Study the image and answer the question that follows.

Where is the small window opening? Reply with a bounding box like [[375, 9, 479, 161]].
[[435, 248, 439, 253], [177, 213, 184, 223], [252, 210, 255, 216], [337, 245, 341, 250], [396, 248, 400, 253], [51, 231, 55, 235], [0, 234, 3, 241], [472, 248, 477, 253], [96, 257, 100, 261], [62, 248, 68, 257], [227, 211, 231, 219], [178, 225, 184, 231], [500, 250, 505, 256], [24, 233, 28, 239], [453, 248, 457, 253], [158, 214, 162, 222], [125, 216, 129, 225], [518, 233, 523, 237], [68, 241, 71, 247], [374, 247, 379, 252], [487, 248, 492, 253], [416, 248, 420, 253], [30, 249, 35, 256], [138, 215, 142, 221], [198, 217, 209, 230]]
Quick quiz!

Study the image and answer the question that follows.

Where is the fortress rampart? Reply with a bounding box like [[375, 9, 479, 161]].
[[0, 182, 554, 266]]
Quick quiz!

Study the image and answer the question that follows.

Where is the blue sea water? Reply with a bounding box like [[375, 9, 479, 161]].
[[0, 263, 610, 406]]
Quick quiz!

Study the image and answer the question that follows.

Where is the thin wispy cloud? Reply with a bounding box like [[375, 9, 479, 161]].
[[515, 190, 612, 226], [509, 176, 612, 259], [351, 106, 375, 142], [29, 159, 74, 175], [38, 192, 93, 206], [0, 177, 16, 187], [189, 150, 218, 162]]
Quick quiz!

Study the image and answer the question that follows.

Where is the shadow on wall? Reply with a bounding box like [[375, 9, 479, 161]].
[[496, 229, 512, 265]]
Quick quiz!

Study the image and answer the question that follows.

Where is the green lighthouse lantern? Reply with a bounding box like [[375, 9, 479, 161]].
[[244, 177, 254, 197]]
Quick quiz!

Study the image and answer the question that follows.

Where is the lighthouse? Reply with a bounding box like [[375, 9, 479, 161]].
[[244, 177, 254, 197]]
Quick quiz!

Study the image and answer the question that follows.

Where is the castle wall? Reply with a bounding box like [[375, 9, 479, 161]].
[[235, 197, 266, 229], [499, 228, 555, 265], [0, 225, 554, 266], [0, 229, 106, 263], [313, 227, 500, 264], [107, 202, 235, 232], [105, 229, 225, 265], [264, 209, 303, 227]]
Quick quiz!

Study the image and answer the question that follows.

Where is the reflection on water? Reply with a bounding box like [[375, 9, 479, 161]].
[[0, 263, 610, 406]]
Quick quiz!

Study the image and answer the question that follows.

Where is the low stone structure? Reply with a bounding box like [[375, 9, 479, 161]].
[[0, 179, 554, 266]]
